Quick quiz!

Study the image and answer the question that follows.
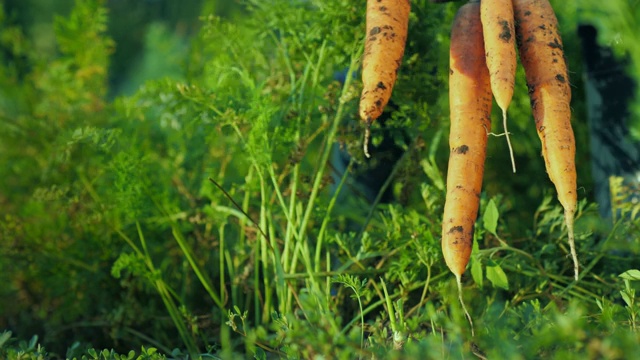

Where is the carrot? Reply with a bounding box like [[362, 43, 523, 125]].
[[481, 0, 518, 173], [359, 0, 410, 157], [443, 1, 492, 335], [514, 0, 578, 280]]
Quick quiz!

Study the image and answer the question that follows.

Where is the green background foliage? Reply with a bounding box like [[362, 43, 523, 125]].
[[1, 0, 639, 359]]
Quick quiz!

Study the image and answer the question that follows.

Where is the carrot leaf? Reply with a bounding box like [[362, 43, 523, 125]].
[[486, 259, 509, 290], [483, 198, 500, 236], [620, 270, 640, 281]]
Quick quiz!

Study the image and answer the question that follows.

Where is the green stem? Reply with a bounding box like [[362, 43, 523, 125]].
[[297, 43, 361, 253], [341, 272, 449, 335], [259, 172, 272, 324], [381, 278, 398, 335], [315, 160, 353, 272], [219, 223, 227, 307], [171, 225, 223, 309]]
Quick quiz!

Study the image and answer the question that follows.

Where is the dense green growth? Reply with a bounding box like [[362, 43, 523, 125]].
[[1, 0, 640, 359]]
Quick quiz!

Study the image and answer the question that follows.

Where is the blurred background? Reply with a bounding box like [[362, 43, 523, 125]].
[[2, 0, 242, 96], [0, 0, 245, 354]]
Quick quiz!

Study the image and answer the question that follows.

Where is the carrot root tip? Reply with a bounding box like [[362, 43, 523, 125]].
[[456, 274, 475, 337], [501, 108, 516, 173], [363, 119, 372, 158], [565, 209, 578, 281]]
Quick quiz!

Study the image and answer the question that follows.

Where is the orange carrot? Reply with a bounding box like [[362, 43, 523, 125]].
[[514, 0, 578, 279], [443, 1, 493, 334], [481, 0, 517, 172], [359, 0, 410, 157], [443, 1, 492, 281]]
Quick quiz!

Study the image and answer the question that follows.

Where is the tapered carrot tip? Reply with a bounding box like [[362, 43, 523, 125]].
[[514, 0, 578, 280], [359, 0, 410, 125], [481, 0, 517, 173], [443, 1, 491, 278]]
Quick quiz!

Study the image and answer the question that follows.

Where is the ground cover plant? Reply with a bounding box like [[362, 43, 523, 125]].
[[1, 0, 640, 359]]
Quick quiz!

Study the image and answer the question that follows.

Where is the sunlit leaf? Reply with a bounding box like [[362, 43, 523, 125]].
[[483, 199, 499, 236], [471, 258, 483, 289], [621, 290, 633, 308], [486, 259, 509, 290], [0, 331, 11, 348], [620, 269, 640, 281]]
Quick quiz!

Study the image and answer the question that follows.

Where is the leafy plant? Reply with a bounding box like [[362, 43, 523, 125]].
[[2, 0, 640, 359]]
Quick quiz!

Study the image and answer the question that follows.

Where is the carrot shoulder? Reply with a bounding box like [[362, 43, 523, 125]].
[[481, 0, 517, 172], [514, 0, 578, 279], [359, 0, 410, 125], [442, 1, 493, 278]]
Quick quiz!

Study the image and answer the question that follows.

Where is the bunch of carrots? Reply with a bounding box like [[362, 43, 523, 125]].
[[358, 0, 578, 321]]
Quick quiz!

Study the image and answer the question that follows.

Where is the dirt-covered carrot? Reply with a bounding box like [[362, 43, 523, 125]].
[[443, 1, 492, 334], [481, 0, 517, 172], [359, 0, 410, 157], [443, 1, 492, 282], [514, 0, 578, 280]]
